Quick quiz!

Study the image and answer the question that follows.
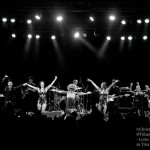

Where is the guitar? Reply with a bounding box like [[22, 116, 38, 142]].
[[95, 94, 130, 112], [107, 94, 130, 103]]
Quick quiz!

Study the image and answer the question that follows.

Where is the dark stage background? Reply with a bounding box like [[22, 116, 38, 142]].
[[0, 0, 150, 89], [0, 1, 150, 150]]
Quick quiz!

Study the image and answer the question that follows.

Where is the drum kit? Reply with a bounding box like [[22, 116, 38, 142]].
[[46, 92, 87, 113]]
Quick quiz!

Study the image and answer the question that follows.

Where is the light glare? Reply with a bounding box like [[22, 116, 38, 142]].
[[106, 36, 111, 40], [74, 32, 80, 38], [35, 35, 40, 39], [56, 16, 63, 22], [145, 19, 149, 23], [109, 15, 115, 21], [128, 36, 132, 40], [11, 18, 15, 23], [2, 18, 7, 22], [121, 36, 125, 40], [51, 35, 56, 39], [12, 33, 16, 38], [28, 34, 32, 38], [89, 16, 94, 22], [137, 19, 142, 24], [143, 35, 148, 40], [35, 15, 41, 20], [27, 19, 32, 24], [121, 20, 126, 25]]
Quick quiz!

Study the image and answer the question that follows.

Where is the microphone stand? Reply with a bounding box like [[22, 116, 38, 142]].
[[79, 78, 89, 113]]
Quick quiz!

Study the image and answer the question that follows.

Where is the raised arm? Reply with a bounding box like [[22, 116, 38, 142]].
[[77, 91, 92, 96], [23, 83, 39, 91], [51, 89, 67, 95], [45, 76, 57, 92], [1, 74, 9, 87], [129, 82, 134, 94], [87, 78, 100, 92], [14, 84, 23, 90]]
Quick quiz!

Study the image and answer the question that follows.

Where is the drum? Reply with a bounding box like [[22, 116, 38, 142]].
[[59, 99, 66, 111], [53, 93, 61, 105]]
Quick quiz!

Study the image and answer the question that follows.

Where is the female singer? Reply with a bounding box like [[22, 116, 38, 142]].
[[23, 76, 57, 113], [52, 83, 91, 114], [87, 78, 119, 119]]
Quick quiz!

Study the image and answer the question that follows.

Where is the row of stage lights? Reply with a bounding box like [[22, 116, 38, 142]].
[[1, 15, 150, 24], [11, 33, 148, 41]]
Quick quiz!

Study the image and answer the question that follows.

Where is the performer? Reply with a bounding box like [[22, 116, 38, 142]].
[[130, 82, 144, 116], [73, 79, 82, 91], [23, 76, 57, 113], [21, 76, 37, 114], [52, 83, 91, 114], [1, 74, 22, 116], [142, 85, 150, 112], [107, 79, 120, 114], [87, 78, 119, 119], [72, 79, 83, 112]]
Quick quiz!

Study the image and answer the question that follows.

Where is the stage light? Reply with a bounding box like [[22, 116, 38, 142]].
[[27, 34, 32, 38], [35, 35, 40, 39], [10, 18, 15, 23], [89, 16, 94, 22], [51, 35, 56, 39], [137, 19, 142, 24], [74, 32, 80, 38], [128, 36, 132, 40], [121, 20, 126, 25], [35, 15, 41, 20], [12, 33, 16, 38], [56, 16, 63, 22], [143, 35, 148, 40], [106, 36, 111, 40], [27, 19, 32, 24], [109, 15, 116, 21], [2, 18, 7, 22], [83, 33, 87, 37], [121, 36, 125, 40], [145, 19, 149, 23]]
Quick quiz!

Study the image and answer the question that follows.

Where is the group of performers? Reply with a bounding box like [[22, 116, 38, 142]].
[[0, 74, 150, 120]]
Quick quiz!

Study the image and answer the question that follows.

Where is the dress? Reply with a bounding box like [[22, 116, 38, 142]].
[[66, 92, 77, 112], [37, 90, 47, 112]]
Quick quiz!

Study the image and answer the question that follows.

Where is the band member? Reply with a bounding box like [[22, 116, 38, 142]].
[[143, 85, 150, 111], [130, 82, 144, 116], [52, 83, 91, 114], [73, 79, 82, 91], [73, 79, 83, 112], [107, 79, 120, 114], [21, 76, 37, 114], [1, 74, 22, 116], [23, 76, 57, 113], [87, 78, 119, 119]]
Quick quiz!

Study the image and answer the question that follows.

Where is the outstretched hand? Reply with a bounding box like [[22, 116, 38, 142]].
[[130, 82, 133, 86], [87, 91, 92, 94], [23, 83, 27, 86], [87, 78, 91, 82], [115, 79, 119, 83], [4, 74, 9, 78]]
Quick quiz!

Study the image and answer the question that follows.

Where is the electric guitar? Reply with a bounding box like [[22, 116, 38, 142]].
[[95, 94, 130, 112], [107, 94, 130, 103]]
